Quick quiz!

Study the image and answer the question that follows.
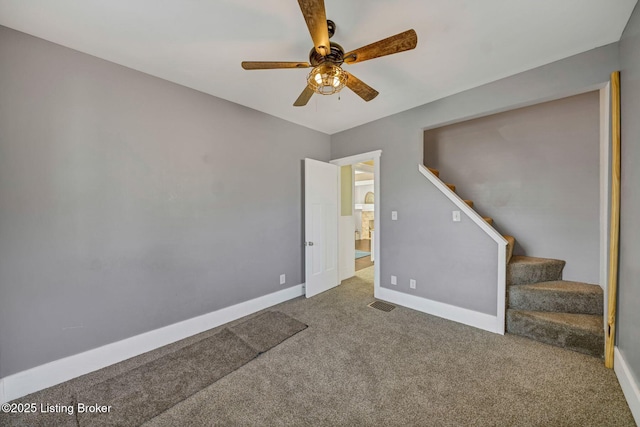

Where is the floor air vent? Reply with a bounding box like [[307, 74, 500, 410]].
[[368, 301, 396, 312]]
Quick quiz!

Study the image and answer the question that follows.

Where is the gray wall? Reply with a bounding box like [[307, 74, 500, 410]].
[[618, 3, 640, 392], [331, 44, 618, 314], [0, 26, 330, 377], [424, 92, 600, 284], [384, 169, 500, 315]]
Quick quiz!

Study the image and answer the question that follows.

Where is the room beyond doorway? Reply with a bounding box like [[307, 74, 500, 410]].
[[355, 239, 374, 271], [353, 160, 375, 272]]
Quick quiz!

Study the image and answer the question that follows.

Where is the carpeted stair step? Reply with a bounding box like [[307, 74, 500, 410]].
[[427, 167, 440, 177], [508, 256, 566, 286], [507, 309, 604, 358], [483, 217, 493, 226], [446, 183, 456, 192], [509, 281, 603, 314], [504, 235, 515, 264], [464, 200, 474, 208]]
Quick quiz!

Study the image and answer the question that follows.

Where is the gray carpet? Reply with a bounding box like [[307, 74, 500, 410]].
[[147, 267, 635, 426], [0, 311, 307, 427], [1, 268, 635, 426]]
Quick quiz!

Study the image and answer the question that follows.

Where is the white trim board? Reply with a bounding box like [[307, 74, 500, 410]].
[[376, 287, 502, 334], [0, 284, 304, 404], [615, 347, 640, 425], [331, 150, 382, 167], [495, 243, 506, 335]]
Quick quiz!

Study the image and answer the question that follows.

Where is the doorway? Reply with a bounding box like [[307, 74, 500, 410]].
[[330, 150, 381, 295]]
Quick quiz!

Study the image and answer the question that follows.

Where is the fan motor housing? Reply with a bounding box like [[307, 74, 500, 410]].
[[309, 42, 344, 67]]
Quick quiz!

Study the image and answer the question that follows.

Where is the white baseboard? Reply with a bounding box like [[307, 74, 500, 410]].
[[376, 287, 503, 334], [0, 284, 304, 404], [614, 347, 640, 425]]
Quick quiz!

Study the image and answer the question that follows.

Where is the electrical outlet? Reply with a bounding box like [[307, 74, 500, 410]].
[[391, 211, 398, 221], [452, 211, 461, 222], [280, 274, 286, 285], [410, 279, 416, 289], [391, 275, 397, 285]]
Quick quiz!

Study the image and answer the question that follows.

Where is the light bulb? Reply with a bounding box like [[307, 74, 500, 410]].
[[315, 73, 322, 85], [332, 76, 340, 87]]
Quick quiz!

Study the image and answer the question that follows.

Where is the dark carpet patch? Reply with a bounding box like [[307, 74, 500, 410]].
[[76, 328, 256, 426], [74, 311, 306, 426], [230, 311, 308, 353]]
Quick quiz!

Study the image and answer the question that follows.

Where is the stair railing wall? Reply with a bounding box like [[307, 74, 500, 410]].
[[418, 164, 508, 334]]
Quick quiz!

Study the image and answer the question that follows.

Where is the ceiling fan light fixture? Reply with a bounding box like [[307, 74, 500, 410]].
[[242, 3, 418, 106], [307, 63, 347, 95]]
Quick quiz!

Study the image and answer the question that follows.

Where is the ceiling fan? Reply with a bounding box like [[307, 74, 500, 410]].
[[241, 0, 417, 107]]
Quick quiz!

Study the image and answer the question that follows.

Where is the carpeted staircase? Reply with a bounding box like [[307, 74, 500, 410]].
[[426, 166, 604, 358], [506, 255, 604, 358]]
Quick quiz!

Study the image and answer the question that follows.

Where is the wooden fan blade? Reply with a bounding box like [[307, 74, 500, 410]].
[[298, 0, 330, 56], [343, 29, 417, 64], [345, 72, 379, 102], [294, 85, 315, 106], [242, 61, 310, 70]]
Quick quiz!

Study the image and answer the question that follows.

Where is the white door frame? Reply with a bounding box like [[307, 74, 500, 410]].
[[331, 150, 382, 296]]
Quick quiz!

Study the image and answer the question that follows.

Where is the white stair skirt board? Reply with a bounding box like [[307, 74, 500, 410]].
[[0, 284, 305, 404], [614, 347, 640, 425], [376, 287, 503, 334]]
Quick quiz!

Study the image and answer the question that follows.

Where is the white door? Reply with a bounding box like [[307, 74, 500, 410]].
[[305, 158, 339, 298]]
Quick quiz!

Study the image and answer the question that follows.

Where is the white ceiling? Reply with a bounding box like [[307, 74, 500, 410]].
[[0, 1, 636, 134]]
